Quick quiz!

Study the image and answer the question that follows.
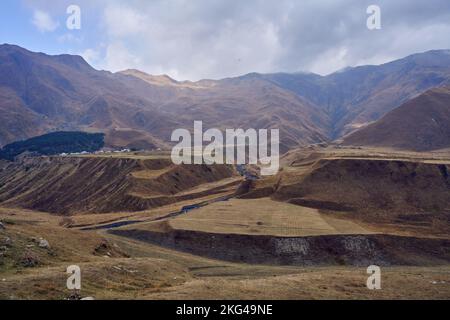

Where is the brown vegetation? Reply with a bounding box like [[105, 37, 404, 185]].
[[343, 86, 450, 151], [0, 156, 236, 214]]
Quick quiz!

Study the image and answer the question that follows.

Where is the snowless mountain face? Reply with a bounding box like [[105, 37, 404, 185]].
[[1, 43, 450, 152], [261, 49, 450, 138], [343, 85, 450, 151]]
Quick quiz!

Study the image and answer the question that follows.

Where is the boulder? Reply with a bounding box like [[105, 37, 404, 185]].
[[38, 239, 50, 249]]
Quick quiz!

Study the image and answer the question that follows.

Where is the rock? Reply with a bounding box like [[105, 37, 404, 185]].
[[3, 237, 12, 246], [93, 239, 129, 258], [38, 239, 50, 249], [0, 222, 5, 230], [81, 297, 95, 300]]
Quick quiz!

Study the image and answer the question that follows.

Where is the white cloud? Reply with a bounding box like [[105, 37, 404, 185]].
[[24, 0, 450, 79], [309, 47, 350, 75], [58, 33, 83, 44], [32, 10, 59, 33], [102, 42, 141, 72], [80, 48, 100, 65], [103, 5, 145, 37], [97, 1, 284, 80]]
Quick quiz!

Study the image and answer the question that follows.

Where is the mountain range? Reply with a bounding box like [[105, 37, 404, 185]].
[[1, 43, 450, 152]]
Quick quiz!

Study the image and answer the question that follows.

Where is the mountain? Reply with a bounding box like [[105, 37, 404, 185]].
[[0, 44, 328, 152], [0, 44, 183, 149], [121, 51, 450, 151], [262, 50, 450, 137], [342, 86, 450, 151], [117, 69, 331, 152], [1, 44, 450, 153]]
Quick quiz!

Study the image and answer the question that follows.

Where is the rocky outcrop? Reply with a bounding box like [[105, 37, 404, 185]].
[[111, 228, 450, 266]]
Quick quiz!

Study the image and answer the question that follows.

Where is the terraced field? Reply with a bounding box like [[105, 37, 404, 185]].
[[1, 148, 450, 299], [164, 198, 371, 237]]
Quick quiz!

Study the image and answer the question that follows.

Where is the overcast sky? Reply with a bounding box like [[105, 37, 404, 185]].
[[1, 0, 450, 80]]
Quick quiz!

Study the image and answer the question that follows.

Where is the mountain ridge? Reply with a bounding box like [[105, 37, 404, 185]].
[[1, 44, 450, 152], [342, 85, 450, 151]]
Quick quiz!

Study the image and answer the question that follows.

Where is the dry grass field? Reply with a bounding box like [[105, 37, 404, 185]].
[[166, 198, 371, 237], [1, 207, 450, 300], [1, 147, 450, 299]]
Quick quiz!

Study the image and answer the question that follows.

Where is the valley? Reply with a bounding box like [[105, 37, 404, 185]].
[[2, 0, 450, 305], [1, 44, 450, 301], [1, 146, 449, 299]]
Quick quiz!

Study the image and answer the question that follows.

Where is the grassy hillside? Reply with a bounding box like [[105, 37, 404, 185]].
[[342, 86, 450, 151], [0, 156, 236, 214]]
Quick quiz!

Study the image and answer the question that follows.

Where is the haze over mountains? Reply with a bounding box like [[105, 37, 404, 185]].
[[1, 43, 450, 152]]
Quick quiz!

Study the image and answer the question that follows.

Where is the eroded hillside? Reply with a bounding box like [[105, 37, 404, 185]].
[[0, 156, 237, 214], [275, 159, 450, 214], [343, 86, 450, 151], [237, 148, 450, 236]]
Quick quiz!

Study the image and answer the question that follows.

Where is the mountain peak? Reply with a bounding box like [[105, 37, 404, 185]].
[[52, 54, 92, 71], [0, 43, 92, 72], [119, 69, 179, 86]]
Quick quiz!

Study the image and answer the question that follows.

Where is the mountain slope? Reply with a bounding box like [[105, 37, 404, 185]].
[[0, 156, 236, 214], [263, 50, 450, 137], [0, 44, 328, 151], [118, 70, 331, 152], [342, 86, 450, 151], [0, 44, 180, 148], [2, 44, 450, 152]]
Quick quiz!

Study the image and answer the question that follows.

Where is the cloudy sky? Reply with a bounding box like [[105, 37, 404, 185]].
[[1, 0, 450, 80]]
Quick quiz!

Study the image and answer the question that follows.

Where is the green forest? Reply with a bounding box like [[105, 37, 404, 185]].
[[0, 131, 104, 161]]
